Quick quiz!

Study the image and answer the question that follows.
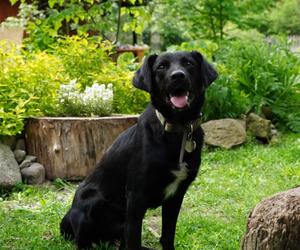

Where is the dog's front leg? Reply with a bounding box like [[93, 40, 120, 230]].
[[160, 192, 185, 250], [124, 192, 147, 250]]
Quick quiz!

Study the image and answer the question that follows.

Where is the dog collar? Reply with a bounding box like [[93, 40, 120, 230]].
[[155, 110, 202, 133], [155, 109, 202, 168]]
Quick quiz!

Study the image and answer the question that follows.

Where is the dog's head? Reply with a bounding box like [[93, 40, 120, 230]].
[[133, 51, 218, 122]]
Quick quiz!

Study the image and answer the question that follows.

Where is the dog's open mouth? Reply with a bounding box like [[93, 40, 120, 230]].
[[169, 92, 190, 109]]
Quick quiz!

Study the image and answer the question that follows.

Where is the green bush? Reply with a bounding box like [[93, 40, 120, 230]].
[[49, 36, 149, 114], [203, 63, 251, 121], [219, 39, 300, 132], [111, 53, 149, 114], [267, 0, 300, 35], [0, 41, 67, 136], [49, 36, 114, 90]]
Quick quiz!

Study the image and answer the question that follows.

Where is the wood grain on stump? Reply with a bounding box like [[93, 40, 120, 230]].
[[25, 116, 138, 180]]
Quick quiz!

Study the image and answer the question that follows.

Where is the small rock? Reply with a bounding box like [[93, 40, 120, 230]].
[[0, 144, 22, 187], [15, 139, 26, 151], [201, 118, 247, 149], [13, 149, 26, 163], [24, 155, 37, 162], [19, 160, 31, 169], [246, 113, 271, 140], [19, 155, 37, 169], [21, 163, 45, 185]]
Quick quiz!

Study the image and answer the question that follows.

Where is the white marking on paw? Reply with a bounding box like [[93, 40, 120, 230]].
[[164, 163, 188, 199]]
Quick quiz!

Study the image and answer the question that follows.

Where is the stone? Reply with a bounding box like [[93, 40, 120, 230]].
[[201, 118, 247, 149], [0, 143, 22, 187], [246, 113, 272, 140], [19, 155, 37, 169], [15, 138, 26, 151], [21, 163, 45, 185], [13, 149, 26, 163], [242, 186, 300, 250]]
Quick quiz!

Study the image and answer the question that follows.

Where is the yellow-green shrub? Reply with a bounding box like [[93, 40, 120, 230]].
[[0, 37, 149, 136], [0, 41, 67, 136], [50, 36, 149, 114]]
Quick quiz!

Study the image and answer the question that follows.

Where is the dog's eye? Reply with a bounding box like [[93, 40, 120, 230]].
[[157, 64, 167, 70], [184, 60, 193, 66]]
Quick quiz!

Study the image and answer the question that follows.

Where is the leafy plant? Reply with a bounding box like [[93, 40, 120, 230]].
[[203, 63, 251, 121], [218, 39, 300, 132], [48, 36, 148, 114], [49, 36, 114, 89], [267, 0, 300, 35], [10, 0, 152, 50], [111, 53, 149, 114], [0, 41, 66, 136]]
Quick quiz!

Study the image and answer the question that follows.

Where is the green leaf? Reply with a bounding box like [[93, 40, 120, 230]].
[[48, 0, 57, 8], [9, 0, 19, 5]]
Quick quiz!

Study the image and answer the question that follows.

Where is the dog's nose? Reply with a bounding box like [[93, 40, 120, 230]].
[[171, 70, 186, 80]]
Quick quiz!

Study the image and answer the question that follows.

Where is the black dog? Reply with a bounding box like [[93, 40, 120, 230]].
[[60, 51, 217, 250]]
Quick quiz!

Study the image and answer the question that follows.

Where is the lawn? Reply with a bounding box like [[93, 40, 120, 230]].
[[0, 133, 299, 250]]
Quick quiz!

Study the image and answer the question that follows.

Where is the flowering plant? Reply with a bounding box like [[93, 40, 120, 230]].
[[58, 79, 113, 117]]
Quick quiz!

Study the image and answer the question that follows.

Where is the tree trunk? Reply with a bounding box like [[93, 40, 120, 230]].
[[25, 116, 138, 180], [242, 186, 300, 250]]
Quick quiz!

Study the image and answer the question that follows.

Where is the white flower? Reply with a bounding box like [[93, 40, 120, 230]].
[[57, 81, 113, 116]]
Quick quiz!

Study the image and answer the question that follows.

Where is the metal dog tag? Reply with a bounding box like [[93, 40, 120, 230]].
[[185, 140, 196, 153]]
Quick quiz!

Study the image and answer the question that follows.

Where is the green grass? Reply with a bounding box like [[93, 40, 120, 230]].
[[1, 133, 299, 250]]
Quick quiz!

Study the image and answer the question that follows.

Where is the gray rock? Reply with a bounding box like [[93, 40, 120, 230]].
[[24, 155, 37, 162], [0, 144, 22, 187], [13, 149, 26, 163], [21, 163, 45, 185], [19, 160, 31, 169], [15, 139, 26, 151], [246, 113, 271, 140], [19, 155, 37, 169], [201, 119, 247, 149]]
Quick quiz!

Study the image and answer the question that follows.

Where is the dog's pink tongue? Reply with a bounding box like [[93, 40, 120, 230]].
[[170, 95, 188, 108]]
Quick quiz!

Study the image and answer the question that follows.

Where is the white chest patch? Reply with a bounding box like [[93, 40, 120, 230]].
[[164, 163, 188, 200]]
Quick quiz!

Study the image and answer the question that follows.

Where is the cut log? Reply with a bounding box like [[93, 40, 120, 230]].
[[25, 116, 138, 180], [242, 186, 300, 250]]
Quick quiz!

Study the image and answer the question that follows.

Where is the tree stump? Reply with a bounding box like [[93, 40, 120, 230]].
[[25, 116, 138, 180], [242, 186, 300, 250]]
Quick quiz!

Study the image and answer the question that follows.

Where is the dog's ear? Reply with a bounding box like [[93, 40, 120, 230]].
[[191, 51, 218, 87], [133, 54, 157, 92]]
